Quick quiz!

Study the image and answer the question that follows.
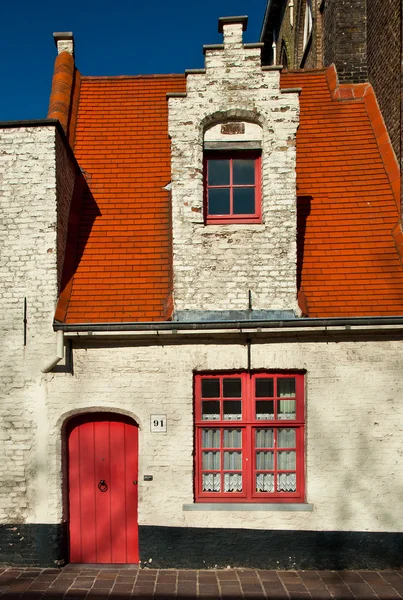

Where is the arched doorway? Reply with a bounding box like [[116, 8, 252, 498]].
[[67, 413, 139, 563]]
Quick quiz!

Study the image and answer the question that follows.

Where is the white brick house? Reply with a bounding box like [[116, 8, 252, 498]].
[[1, 15, 403, 568]]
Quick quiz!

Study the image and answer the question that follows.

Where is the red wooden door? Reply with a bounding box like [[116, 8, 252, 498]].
[[68, 415, 138, 563]]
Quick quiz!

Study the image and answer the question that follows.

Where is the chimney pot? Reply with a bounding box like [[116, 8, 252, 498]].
[[218, 16, 248, 46], [53, 32, 74, 56], [218, 16, 248, 33]]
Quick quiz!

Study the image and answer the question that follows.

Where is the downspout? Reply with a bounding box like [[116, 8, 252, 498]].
[[42, 330, 64, 373], [272, 31, 277, 65]]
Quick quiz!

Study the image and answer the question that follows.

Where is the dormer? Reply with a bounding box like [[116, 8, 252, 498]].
[[167, 16, 300, 321]]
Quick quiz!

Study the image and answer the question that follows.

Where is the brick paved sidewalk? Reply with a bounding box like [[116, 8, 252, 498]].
[[1, 566, 403, 599]]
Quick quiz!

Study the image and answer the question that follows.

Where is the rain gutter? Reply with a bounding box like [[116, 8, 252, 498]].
[[54, 316, 403, 336]]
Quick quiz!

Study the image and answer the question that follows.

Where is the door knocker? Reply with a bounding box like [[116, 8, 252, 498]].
[[98, 479, 108, 492]]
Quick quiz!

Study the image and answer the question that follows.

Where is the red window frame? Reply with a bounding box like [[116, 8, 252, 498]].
[[194, 372, 305, 503], [204, 152, 262, 224]]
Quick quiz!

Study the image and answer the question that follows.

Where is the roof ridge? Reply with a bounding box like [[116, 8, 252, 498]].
[[81, 74, 185, 80]]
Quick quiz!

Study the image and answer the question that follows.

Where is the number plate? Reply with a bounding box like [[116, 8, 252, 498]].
[[150, 414, 167, 433]]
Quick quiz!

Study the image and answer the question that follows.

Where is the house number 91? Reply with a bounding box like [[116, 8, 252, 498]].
[[150, 414, 167, 433]]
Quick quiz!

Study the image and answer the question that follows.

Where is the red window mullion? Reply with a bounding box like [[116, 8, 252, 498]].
[[195, 372, 304, 502], [229, 158, 233, 216]]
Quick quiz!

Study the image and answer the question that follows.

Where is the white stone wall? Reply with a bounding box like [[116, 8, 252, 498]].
[[168, 22, 300, 315], [0, 125, 75, 523], [30, 336, 403, 534]]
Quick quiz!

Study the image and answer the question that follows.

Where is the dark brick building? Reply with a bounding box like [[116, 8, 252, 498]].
[[261, 0, 402, 186]]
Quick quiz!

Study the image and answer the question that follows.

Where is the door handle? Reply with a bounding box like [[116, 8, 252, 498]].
[[133, 480, 138, 485]]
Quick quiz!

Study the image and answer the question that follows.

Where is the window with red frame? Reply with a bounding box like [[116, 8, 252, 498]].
[[194, 373, 305, 502], [204, 152, 261, 224]]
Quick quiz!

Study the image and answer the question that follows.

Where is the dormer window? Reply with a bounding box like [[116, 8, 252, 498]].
[[204, 152, 261, 224], [203, 120, 263, 225]]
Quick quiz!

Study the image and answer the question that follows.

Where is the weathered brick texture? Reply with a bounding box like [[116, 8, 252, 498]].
[[169, 22, 300, 315], [0, 124, 76, 525], [39, 336, 403, 535], [367, 0, 401, 164], [323, 0, 368, 83]]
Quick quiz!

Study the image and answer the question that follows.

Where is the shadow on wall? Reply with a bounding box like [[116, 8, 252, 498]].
[[59, 176, 101, 298], [296, 195, 311, 316]]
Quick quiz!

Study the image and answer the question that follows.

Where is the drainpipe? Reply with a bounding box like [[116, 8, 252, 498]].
[[42, 330, 64, 373], [272, 31, 277, 65]]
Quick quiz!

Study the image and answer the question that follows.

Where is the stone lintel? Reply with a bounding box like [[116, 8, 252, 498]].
[[204, 141, 262, 151]]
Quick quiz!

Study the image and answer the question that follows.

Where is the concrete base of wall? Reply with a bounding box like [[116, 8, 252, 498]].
[[139, 526, 403, 570], [1, 524, 402, 569], [0, 523, 67, 567]]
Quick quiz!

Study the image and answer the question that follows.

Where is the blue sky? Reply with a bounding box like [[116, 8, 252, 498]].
[[0, 0, 267, 122]]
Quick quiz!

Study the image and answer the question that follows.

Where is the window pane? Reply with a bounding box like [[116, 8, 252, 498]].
[[278, 450, 296, 470], [223, 378, 241, 397], [201, 378, 220, 398], [277, 472, 296, 492], [208, 159, 230, 186], [278, 399, 296, 420], [202, 451, 220, 470], [255, 428, 274, 448], [202, 429, 220, 448], [256, 400, 274, 420], [233, 159, 255, 185], [224, 472, 242, 492], [202, 401, 220, 420], [223, 400, 242, 420], [202, 473, 221, 492], [223, 429, 242, 448], [233, 188, 255, 214], [208, 188, 230, 215], [255, 378, 274, 397], [224, 451, 242, 470], [278, 378, 296, 397], [277, 428, 296, 448], [256, 473, 274, 492], [256, 451, 274, 470]]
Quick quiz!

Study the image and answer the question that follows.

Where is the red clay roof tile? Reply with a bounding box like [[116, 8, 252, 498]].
[[57, 67, 403, 322], [59, 75, 186, 323], [282, 67, 403, 317]]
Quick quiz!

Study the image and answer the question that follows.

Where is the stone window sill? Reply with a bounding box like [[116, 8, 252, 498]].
[[183, 503, 313, 512]]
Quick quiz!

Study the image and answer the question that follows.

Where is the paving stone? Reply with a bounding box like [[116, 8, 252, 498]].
[[370, 585, 402, 599], [310, 590, 333, 599], [326, 584, 354, 599], [347, 582, 377, 598], [217, 571, 239, 580]]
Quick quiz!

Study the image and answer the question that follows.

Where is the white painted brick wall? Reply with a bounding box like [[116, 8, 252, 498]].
[[34, 337, 403, 534], [168, 23, 300, 315], [0, 125, 75, 523]]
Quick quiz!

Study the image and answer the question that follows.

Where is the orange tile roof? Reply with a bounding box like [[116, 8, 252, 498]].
[[56, 67, 403, 323], [281, 67, 403, 317], [58, 75, 186, 323]]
